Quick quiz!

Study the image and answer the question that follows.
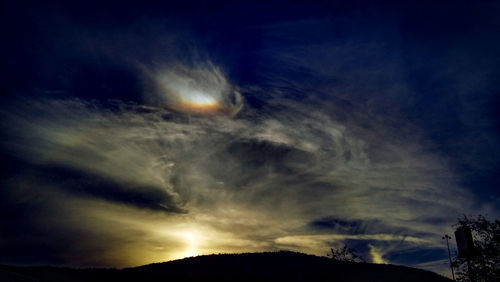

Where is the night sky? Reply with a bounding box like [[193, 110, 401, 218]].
[[1, 1, 499, 278]]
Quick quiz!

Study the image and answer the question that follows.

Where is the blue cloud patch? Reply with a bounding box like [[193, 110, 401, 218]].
[[385, 248, 447, 266]]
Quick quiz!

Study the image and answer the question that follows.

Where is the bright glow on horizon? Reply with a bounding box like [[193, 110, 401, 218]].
[[179, 230, 201, 258], [166, 227, 206, 259]]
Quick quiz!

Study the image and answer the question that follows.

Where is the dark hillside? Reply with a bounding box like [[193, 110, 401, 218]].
[[0, 251, 452, 282]]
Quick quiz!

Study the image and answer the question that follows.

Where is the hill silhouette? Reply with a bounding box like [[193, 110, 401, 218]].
[[0, 251, 451, 282]]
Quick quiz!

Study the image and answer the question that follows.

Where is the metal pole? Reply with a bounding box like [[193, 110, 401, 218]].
[[443, 234, 456, 281]]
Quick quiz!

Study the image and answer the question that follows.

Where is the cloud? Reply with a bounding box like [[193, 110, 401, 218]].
[[1, 13, 498, 275], [140, 62, 243, 116], [368, 244, 387, 264], [0, 87, 473, 267]]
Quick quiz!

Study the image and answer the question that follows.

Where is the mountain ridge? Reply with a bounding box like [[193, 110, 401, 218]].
[[0, 251, 452, 282]]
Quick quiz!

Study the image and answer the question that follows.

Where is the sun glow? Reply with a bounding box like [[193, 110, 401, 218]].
[[174, 229, 204, 259]]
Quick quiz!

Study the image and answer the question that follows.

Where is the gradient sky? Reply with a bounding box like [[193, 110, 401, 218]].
[[1, 1, 499, 278]]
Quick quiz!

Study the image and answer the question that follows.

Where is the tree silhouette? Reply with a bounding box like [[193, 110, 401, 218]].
[[327, 244, 365, 263], [451, 215, 500, 282]]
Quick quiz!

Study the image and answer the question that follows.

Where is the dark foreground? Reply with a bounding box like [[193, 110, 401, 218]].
[[0, 251, 451, 282]]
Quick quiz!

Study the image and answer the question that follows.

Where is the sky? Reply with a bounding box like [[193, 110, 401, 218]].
[[1, 1, 499, 278]]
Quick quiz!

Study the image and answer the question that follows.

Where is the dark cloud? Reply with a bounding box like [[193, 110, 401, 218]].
[[39, 164, 184, 213], [385, 248, 448, 266], [310, 217, 400, 236]]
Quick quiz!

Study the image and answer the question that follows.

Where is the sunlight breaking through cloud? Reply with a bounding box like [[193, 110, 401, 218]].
[[0, 94, 475, 267]]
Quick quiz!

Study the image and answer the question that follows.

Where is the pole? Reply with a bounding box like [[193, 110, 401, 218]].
[[443, 234, 456, 281]]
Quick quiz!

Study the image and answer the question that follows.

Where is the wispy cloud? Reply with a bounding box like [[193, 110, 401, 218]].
[[1, 13, 498, 276], [0, 88, 473, 267]]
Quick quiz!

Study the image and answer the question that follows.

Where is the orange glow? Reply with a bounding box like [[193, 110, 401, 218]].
[[167, 97, 237, 115], [174, 99, 228, 114]]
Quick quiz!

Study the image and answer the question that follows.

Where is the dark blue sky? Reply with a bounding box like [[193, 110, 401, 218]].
[[1, 0, 499, 277]]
